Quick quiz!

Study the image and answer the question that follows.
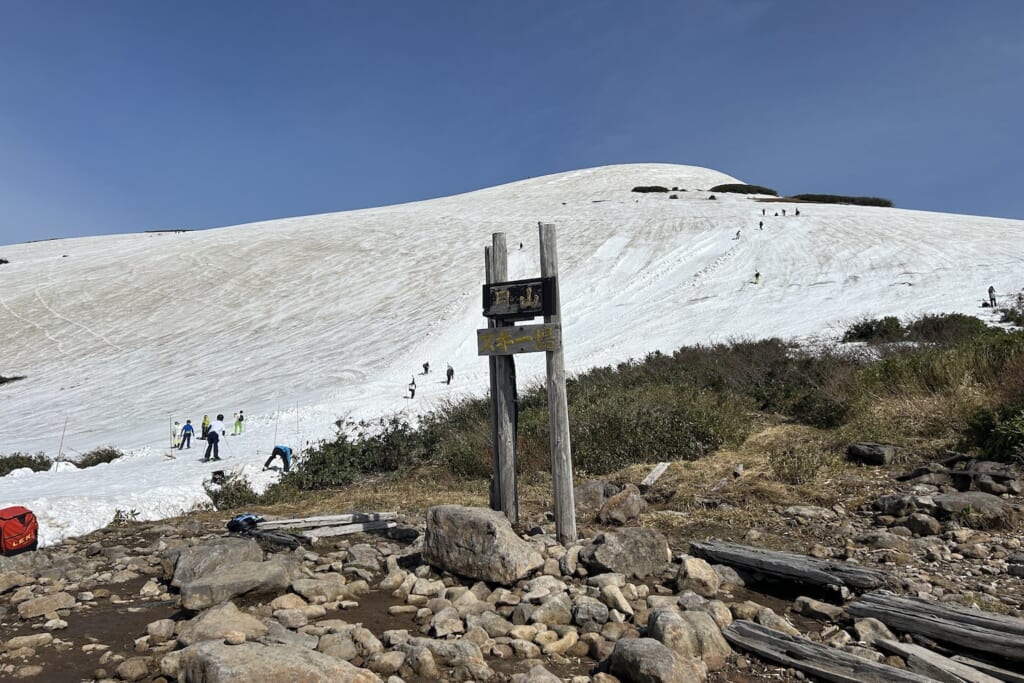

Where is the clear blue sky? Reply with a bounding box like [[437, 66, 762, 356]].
[[2, 1, 1022, 246]]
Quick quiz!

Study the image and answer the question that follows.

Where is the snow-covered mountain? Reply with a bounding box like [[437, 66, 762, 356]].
[[1, 163, 1022, 545]]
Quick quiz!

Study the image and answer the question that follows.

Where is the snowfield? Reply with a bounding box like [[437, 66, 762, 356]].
[[0, 163, 1022, 545]]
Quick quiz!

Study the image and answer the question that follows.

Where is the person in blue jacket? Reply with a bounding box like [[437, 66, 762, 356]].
[[179, 420, 195, 449], [263, 445, 292, 472]]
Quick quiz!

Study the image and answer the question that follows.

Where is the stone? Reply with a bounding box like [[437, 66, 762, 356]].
[[853, 617, 896, 645], [293, 575, 349, 602], [345, 544, 382, 573], [367, 651, 405, 676], [574, 480, 619, 520], [522, 664, 562, 682], [531, 593, 572, 626], [647, 608, 731, 671], [170, 537, 264, 587], [847, 442, 899, 466], [0, 572, 32, 595], [579, 527, 671, 579], [6, 633, 53, 650], [600, 584, 634, 617], [794, 596, 843, 622], [933, 492, 1010, 525], [431, 606, 465, 637], [115, 657, 150, 682], [756, 607, 800, 636], [179, 559, 294, 610], [224, 631, 246, 645], [904, 513, 942, 537], [147, 619, 176, 644], [572, 597, 609, 633], [274, 608, 309, 630], [597, 484, 648, 525], [676, 556, 720, 598], [177, 602, 268, 647], [176, 640, 382, 682], [542, 630, 579, 655], [608, 637, 707, 682], [270, 593, 309, 610], [421, 506, 543, 585], [318, 632, 359, 660], [17, 591, 75, 619], [873, 494, 917, 517], [701, 601, 733, 630]]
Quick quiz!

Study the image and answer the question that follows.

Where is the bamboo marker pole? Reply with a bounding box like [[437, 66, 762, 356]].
[[539, 223, 576, 544], [57, 416, 69, 460]]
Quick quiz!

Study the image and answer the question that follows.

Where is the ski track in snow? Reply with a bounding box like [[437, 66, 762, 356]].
[[0, 162, 1022, 546]]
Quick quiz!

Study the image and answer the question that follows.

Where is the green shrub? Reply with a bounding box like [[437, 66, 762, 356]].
[[0, 452, 51, 477], [77, 446, 124, 468], [961, 402, 1024, 462], [843, 316, 904, 343], [790, 194, 893, 208], [905, 313, 989, 344], [204, 472, 261, 509], [0, 375, 24, 386], [709, 183, 779, 196], [1001, 292, 1024, 328], [768, 445, 834, 484], [631, 186, 669, 193]]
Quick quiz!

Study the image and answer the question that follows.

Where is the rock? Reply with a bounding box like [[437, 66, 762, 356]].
[[367, 651, 405, 676], [421, 506, 544, 585], [847, 442, 899, 466], [756, 607, 799, 636], [170, 537, 264, 587], [531, 593, 572, 626], [575, 480, 619, 520], [179, 559, 293, 610], [579, 527, 671, 579], [346, 544, 382, 574], [597, 484, 648, 525], [17, 591, 75, 619], [224, 630, 246, 645], [275, 608, 309, 630], [933, 492, 1010, 525], [701, 601, 732, 630], [293, 575, 349, 602], [794, 596, 843, 622], [675, 557, 720, 598], [542, 630, 579, 655], [176, 640, 382, 682], [318, 632, 359, 660], [115, 656, 151, 682], [572, 597, 610, 633], [521, 664, 562, 682], [648, 608, 730, 671], [431, 606, 464, 637], [905, 513, 942, 537], [147, 619, 176, 644], [873, 494, 917, 517], [6, 633, 53, 650], [784, 505, 837, 521], [600, 584, 634, 617], [853, 617, 896, 645], [608, 637, 707, 682], [0, 572, 32, 595], [177, 602, 268, 646]]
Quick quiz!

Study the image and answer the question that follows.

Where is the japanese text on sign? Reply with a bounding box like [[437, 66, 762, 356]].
[[477, 323, 562, 355], [482, 277, 555, 321]]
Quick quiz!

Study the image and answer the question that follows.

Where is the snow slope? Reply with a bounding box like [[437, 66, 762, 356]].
[[1, 163, 1022, 545]]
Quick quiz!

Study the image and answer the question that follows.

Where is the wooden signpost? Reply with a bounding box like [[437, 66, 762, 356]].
[[478, 223, 576, 545]]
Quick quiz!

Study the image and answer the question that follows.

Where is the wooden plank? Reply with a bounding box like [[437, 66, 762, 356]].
[[951, 655, 1024, 683], [257, 512, 396, 531], [482, 276, 555, 320], [476, 322, 562, 355], [723, 620, 935, 683], [640, 462, 670, 488], [849, 591, 1024, 663], [875, 639, 1002, 683], [485, 245, 500, 512], [300, 520, 397, 540], [540, 223, 576, 546], [690, 540, 890, 590]]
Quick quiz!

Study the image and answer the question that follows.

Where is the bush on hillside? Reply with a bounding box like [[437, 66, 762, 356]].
[[905, 313, 990, 345], [1001, 292, 1024, 328], [843, 316, 904, 343], [961, 402, 1024, 462], [790, 194, 893, 208], [204, 472, 262, 510], [709, 183, 779, 196], [77, 446, 125, 468], [0, 375, 25, 386], [0, 452, 51, 477], [631, 186, 669, 193]]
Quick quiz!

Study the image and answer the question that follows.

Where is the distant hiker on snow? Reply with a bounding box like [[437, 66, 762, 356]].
[[201, 414, 210, 440], [408, 376, 416, 399], [795, 208, 800, 216], [233, 410, 244, 435], [446, 364, 454, 385], [179, 420, 194, 449], [762, 208, 766, 216], [172, 421, 181, 448], [754, 271, 761, 284], [422, 362, 430, 375], [989, 285, 997, 308], [758, 221, 763, 230], [782, 209, 786, 216], [263, 445, 292, 473], [204, 414, 226, 461], [734, 230, 741, 240]]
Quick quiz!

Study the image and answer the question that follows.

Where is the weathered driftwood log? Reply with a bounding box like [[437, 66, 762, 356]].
[[300, 520, 397, 541], [849, 590, 1024, 663], [256, 512, 396, 531], [723, 620, 934, 683], [689, 540, 891, 591], [875, 639, 1002, 683], [951, 654, 1024, 683]]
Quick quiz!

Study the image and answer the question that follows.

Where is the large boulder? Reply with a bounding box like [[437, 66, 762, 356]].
[[932, 491, 1010, 526], [170, 640, 382, 682], [598, 484, 648, 525], [607, 637, 707, 682], [179, 558, 297, 610], [647, 608, 731, 671], [422, 506, 543, 585], [580, 527, 671, 579], [846, 442, 899, 466], [575, 480, 619, 520], [17, 591, 75, 619], [171, 537, 264, 587]]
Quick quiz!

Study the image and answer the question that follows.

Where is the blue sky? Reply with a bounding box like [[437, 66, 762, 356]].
[[1, 1, 1022, 245]]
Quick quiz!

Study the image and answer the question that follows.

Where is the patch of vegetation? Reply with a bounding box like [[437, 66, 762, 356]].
[[0, 375, 25, 386], [843, 316, 904, 343], [77, 446, 125, 468], [768, 445, 836, 485], [110, 508, 140, 526], [843, 313, 992, 346], [709, 183, 779, 196], [790, 193, 893, 208], [204, 472, 262, 510], [1001, 292, 1024, 328], [631, 186, 669, 193], [961, 402, 1024, 463], [0, 452, 51, 477]]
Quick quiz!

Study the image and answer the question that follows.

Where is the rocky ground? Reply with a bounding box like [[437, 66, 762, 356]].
[[1, 445, 1023, 683]]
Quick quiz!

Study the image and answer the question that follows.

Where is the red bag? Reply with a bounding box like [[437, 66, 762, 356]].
[[0, 506, 38, 555]]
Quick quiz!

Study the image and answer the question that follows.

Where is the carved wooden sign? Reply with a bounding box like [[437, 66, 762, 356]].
[[482, 276, 555, 321], [477, 322, 562, 356]]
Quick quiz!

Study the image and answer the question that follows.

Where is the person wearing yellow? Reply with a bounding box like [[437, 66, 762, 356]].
[[201, 415, 211, 440]]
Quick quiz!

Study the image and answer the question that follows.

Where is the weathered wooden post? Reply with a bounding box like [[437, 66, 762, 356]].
[[490, 234, 518, 523], [484, 246, 500, 511], [539, 223, 576, 545]]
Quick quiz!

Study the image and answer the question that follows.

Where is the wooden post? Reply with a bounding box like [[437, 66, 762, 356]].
[[484, 246, 500, 511], [491, 233, 518, 523], [539, 223, 576, 544]]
